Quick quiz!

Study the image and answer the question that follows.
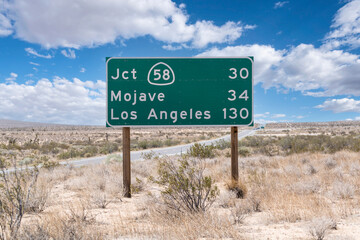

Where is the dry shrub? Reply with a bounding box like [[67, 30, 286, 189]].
[[231, 201, 252, 224], [25, 170, 54, 213], [308, 217, 337, 240], [142, 199, 242, 240], [332, 181, 355, 199], [187, 143, 215, 159], [154, 156, 219, 213], [290, 179, 321, 195], [20, 203, 103, 240], [324, 157, 337, 169], [90, 190, 110, 209], [349, 162, 360, 176], [0, 156, 40, 239], [304, 164, 318, 175], [226, 179, 247, 199], [218, 190, 237, 208], [247, 190, 262, 212]]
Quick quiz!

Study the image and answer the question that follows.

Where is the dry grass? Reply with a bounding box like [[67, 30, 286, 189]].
[[14, 150, 360, 239], [1, 123, 360, 239]]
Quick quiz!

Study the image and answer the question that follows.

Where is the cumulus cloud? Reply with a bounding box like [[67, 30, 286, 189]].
[[3, 0, 251, 49], [61, 49, 76, 59], [25, 47, 52, 59], [0, 77, 106, 125], [315, 98, 360, 113], [277, 44, 360, 96], [198, 44, 285, 87], [199, 43, 360, 96], [324, 0, 360, 49], [0, 13, 12, 36], [199, 0, 360, 97]]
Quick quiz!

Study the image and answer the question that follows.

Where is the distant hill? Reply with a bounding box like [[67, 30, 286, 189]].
[[0, 119, 61, 129]]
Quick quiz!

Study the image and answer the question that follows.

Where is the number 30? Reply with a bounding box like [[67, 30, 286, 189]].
[[229, 68, 249, 79]]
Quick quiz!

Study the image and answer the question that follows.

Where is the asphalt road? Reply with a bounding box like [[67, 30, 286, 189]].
[[61, 128, 257, 167]]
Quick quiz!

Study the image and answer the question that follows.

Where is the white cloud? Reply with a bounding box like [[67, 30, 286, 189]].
[[254, 112, 287, 123], [315, 98, 360, 113], [25, 47, 52, 59], [198, 44, 285, 87], [274, 1, 289, 9], [324, 0, 360, 49], [271, 113, 286, 118], [61, 49, 76, 59], [80, 67, 86, 73], [199, 43, 360, 96], [199, 0, 360, 97], [277, 44, 360, 96], [191, 21, 247, 48], [5, 72, 18, 82], [0, 13, 12, 36], [162, 44, 188, 51], [4, 0, 251, 49], [29, 61, 40, 66], [355, 116, 360, 120], [0, 77, 106, 125]]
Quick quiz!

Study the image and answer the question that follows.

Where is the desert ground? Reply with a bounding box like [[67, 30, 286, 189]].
[[1, 120, 360, 239]]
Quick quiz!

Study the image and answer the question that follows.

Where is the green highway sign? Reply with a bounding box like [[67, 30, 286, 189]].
[[106, 57, 253, 127]]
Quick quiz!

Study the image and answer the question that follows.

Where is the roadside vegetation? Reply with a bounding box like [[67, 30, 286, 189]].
[[0, 123, 360, 239], [0, 127, 228, 162]]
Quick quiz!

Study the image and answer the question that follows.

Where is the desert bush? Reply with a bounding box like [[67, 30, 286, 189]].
[[291, 179, 321, 195], [39, 141, 69, 154], [20, 203, 101, 240], [141, 151, 158, 160], [131, 177, 146, 194], [105, 154, 122, 164], [57, 148, 81, 160], [247, 190, 262, 212], [213, 139, 231, 150], [349, 162, 360, 176], [332, 181, 355, 199], [138, 139, 163, 149], [22, 142, 40, 150], [164, 139, 180, 147], [238, 146, 251, 157], [304, 164, 318, 175], [218, 190, 237, 208], [25, 172, 52, 213], [154, 156, 219, 213], [231, 201, 252, 224], [81, 145, 98, 157], [40, 157, 60, 170], [226, 179, 247, 199], [0, 155, 40, 239], [187, 143, 215, 159], [90, 190, 110, 209], [99, 142, 118, 154], [239, 135, 360, 156], [324, 157, 337, 169], [308, 217, 336, 240]]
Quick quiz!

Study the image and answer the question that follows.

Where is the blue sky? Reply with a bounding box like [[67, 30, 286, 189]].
[[1, 0, 360, 125]]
